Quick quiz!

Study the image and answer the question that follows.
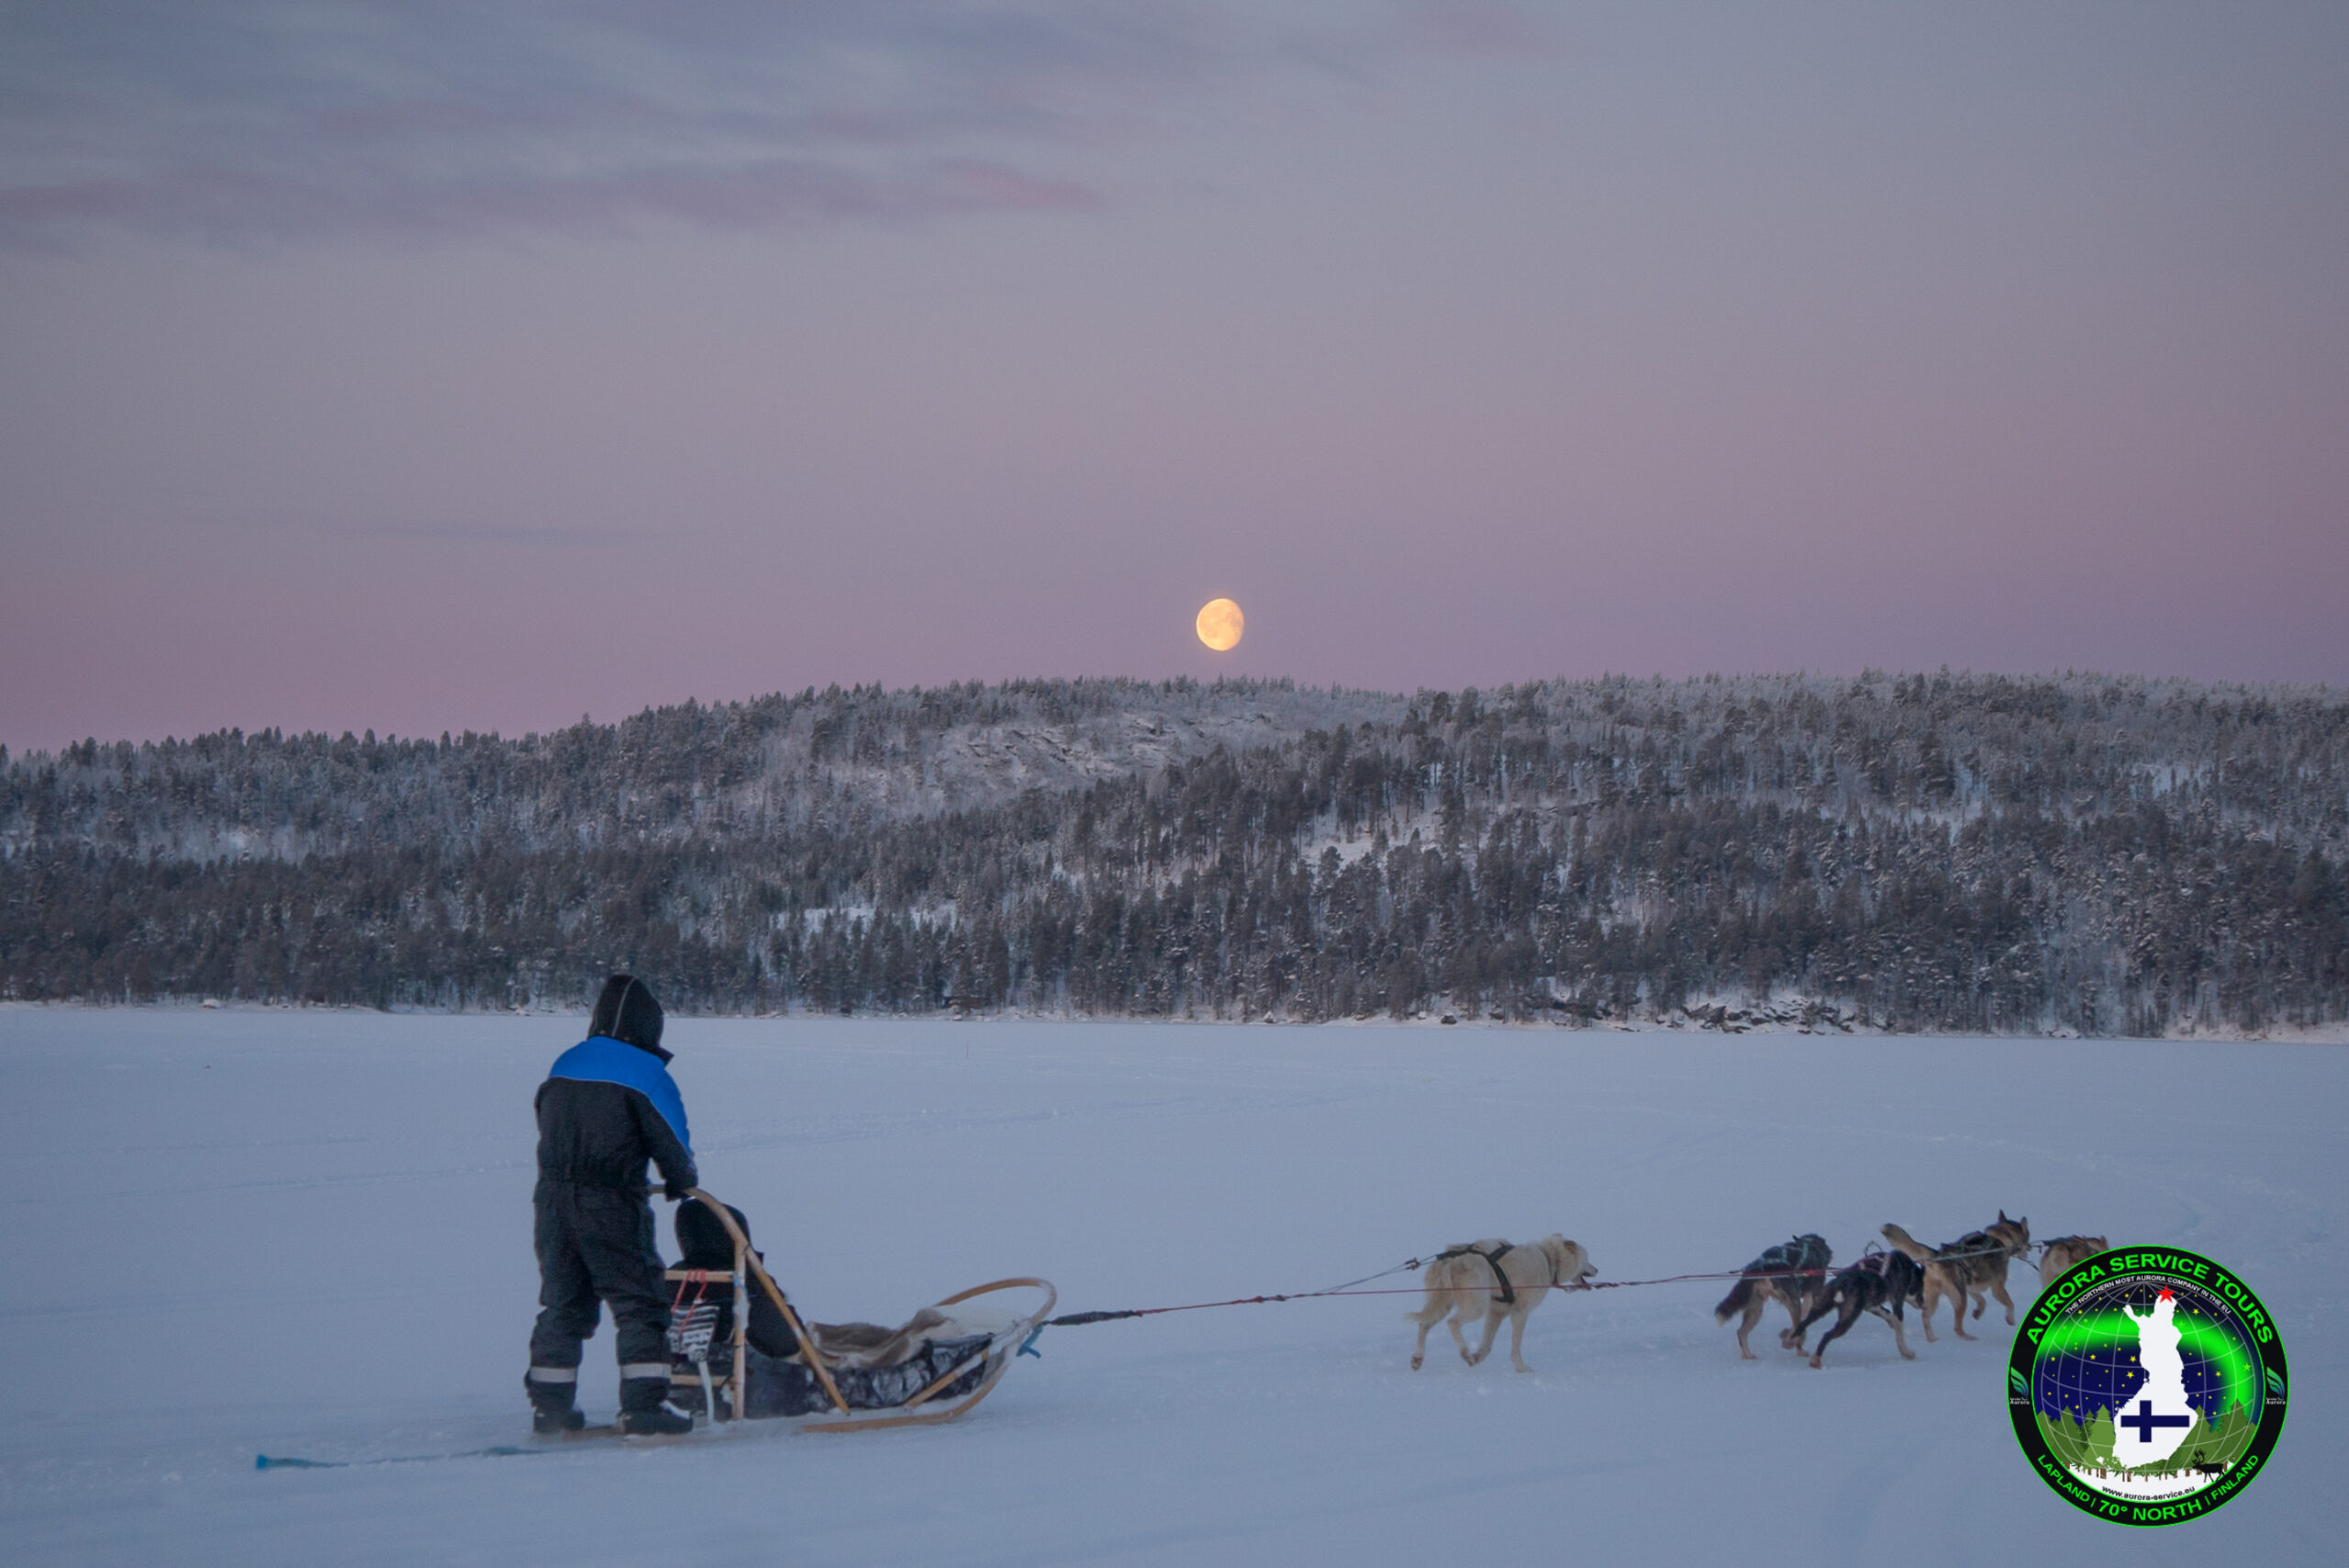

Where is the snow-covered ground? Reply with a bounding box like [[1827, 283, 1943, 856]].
[[0, 1008, 2335, 1566]]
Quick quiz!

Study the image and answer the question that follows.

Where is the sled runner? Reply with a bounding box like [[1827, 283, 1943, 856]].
[[660, 1189, 1055, 1434]]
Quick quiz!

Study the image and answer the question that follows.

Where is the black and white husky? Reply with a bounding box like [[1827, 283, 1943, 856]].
[[1793, 1250, 1925, 1368], [1713, 1234, 1832, 1359]]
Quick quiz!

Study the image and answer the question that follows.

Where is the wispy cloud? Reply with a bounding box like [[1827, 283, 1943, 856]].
[[188, 512, 645, 548], [359, 519, 641, 548], [0, 1, 1543, 250]]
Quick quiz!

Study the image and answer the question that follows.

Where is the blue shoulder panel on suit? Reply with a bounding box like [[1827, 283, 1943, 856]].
[[547, 1035, 692, 1151]]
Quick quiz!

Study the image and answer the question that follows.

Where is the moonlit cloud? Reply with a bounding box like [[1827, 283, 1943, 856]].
[[0, 1, 1503, 248]]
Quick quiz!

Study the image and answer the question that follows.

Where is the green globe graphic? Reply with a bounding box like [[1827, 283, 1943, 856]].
[[2030, 1280, 2259, 1483], [2011, 1250, 2288, 1524]]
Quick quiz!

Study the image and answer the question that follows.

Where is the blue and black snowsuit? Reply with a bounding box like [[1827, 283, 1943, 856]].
[[526, 975, 697, 1418]]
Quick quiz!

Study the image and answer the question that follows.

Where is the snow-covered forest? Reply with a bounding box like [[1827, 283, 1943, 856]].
[[4, 673, 2345, 1036]]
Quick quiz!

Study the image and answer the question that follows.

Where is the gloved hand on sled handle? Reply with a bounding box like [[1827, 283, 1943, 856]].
[[663, 1177, 694, 1201]]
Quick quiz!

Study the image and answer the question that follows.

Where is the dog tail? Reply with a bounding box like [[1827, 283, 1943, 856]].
[[1714, 1275, 1755, 1324], [1405, 1262, 1454, 1327], [1880, 1223, 1935, 1263]]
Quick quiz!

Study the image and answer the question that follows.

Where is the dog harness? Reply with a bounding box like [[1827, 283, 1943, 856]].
[[1948, 1229, 2021, 1265], [1757, 1235, 1819, 1273], [1837, 1249, 1920, 1306], [1437, 1243, 1518, 1306]]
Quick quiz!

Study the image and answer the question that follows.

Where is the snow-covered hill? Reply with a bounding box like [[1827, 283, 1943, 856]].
[[0, 1007, 2333, 1565], [9, 673, 2348, 1035]]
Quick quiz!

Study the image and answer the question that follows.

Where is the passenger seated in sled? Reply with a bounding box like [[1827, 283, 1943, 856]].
[[670, 1200, 798, 1360], [665, 1199, 998, 1419]]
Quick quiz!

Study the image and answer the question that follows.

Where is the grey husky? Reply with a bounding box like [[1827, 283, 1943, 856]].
[[2035, 1234, 2109, 1293], [1712, 1234, 1832, 1358], [1880, 1213, 2031, 1341]]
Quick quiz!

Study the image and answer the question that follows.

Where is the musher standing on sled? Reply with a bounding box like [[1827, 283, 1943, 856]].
[[525, 974, 699, 1436]]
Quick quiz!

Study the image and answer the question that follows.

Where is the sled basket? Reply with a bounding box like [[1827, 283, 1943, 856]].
[[663, 1189, 1055, 1434]]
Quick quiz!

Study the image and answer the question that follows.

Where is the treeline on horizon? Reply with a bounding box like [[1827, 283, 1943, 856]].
[[3, 672, 2346, 1037]]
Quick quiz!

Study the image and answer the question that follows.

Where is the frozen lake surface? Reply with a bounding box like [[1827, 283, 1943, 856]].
[[0, 1008, 2337, 1565]]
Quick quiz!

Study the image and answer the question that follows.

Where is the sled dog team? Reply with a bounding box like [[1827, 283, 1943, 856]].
[[1408, 1217, 2110, 1373], [530, 976, 2119, 1438]]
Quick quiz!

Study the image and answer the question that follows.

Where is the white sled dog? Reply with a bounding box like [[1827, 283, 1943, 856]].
[[1408, 1235, 1594, 1373]]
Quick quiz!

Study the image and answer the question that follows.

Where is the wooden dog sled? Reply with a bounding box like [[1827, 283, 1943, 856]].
[[659, 1189, 1054, 1435]]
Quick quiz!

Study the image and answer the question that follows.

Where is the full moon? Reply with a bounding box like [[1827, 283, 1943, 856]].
[[1196, 597, 1244, 651]]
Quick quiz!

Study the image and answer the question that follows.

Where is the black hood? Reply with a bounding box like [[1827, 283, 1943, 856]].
[[589, 973, 667, 1059], [675, 1200, 753, 1269]]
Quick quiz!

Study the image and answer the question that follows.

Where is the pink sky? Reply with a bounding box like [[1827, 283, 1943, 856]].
[[4, 2, 2344, 752]]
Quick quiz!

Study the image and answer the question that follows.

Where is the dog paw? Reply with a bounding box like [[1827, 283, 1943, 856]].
[[1409, 1355, 1423, 1371], [1900, 1348, 1917, 1360]]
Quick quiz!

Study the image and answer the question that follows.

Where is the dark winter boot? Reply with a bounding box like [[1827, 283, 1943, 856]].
[[526, 1368, 584, 1436], [618, 1375, 694, 1437], [533, 1403, 587, 1436]]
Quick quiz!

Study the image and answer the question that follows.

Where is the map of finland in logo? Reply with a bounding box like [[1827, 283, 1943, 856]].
[[2011, 1248, 2287, 1524]]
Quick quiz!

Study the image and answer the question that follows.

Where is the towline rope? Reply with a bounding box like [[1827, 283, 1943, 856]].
[[1041, 1243, 2020, 1329]]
